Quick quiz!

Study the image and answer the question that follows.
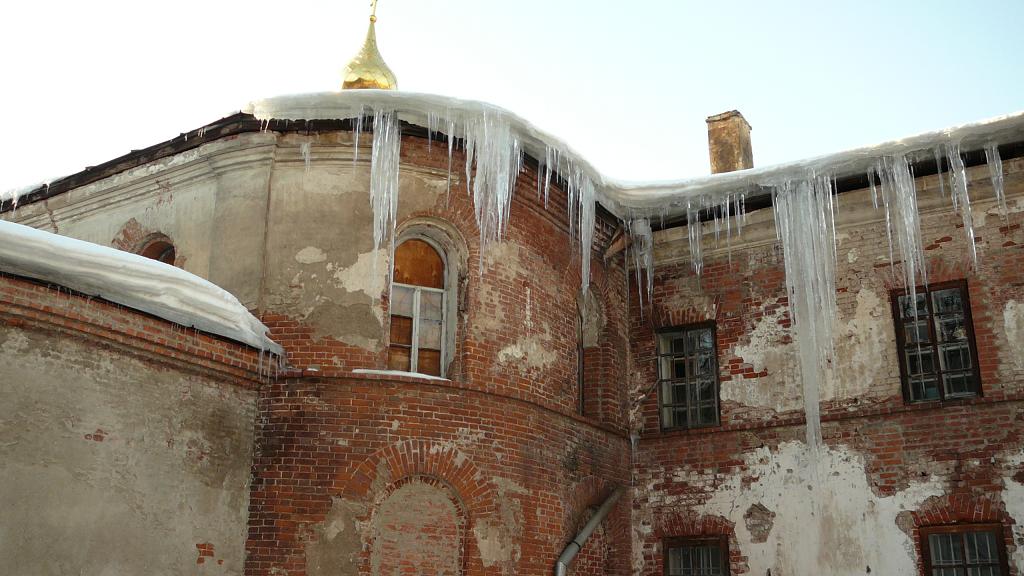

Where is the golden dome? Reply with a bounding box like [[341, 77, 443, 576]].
[[341, 9, 398, 91]]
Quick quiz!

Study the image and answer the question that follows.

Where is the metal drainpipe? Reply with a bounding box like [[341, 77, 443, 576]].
[[554, 487, 625, 576]]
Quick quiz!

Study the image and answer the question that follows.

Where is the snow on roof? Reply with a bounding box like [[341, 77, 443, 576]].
[[0, 220, 282, 355], [245, 91, 1024, 219]]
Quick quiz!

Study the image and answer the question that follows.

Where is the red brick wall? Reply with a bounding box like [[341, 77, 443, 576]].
[[629, 168, 1024, 575], [244, 374, 631, 576]]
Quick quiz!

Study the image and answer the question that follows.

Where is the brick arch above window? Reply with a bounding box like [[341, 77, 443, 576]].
[[342, 439, 497, 517]]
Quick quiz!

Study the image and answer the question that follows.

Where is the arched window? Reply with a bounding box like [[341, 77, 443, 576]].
[[389, 238, 446, 376], [137, 236, 176, 265]]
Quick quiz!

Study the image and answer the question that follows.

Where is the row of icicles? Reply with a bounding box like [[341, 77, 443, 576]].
[[301, 108, 1008, 453]]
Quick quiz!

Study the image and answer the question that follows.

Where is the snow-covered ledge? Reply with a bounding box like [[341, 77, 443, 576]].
[[0, 220, 282, 355]]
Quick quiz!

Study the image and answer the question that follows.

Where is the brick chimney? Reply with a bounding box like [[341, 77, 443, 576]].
[[706, 110, 753, 174]]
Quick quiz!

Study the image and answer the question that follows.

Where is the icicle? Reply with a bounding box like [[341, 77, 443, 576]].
[[426, 111, 439, 151], [734, 193, 745, 237], [353, 106, 365, 165], [543, 146, 558, 210], [578, 179, 596, 295], [985, 143, 1007, 219], [946, 143, 978, 269], [868, 170, 879, 210], [772, 175, 838, 455], [872, 163, 898, 283], [877, 154, 929, 301], [445, 117, 455, 202], [932, 146, 946, 202], [458, 111, 522, 260], [686, 199, 703, 279], [627, 217, 654, 308], [723, 194, 733, 264], [369, 109, 401, 256], [300, 142, 312, 173]]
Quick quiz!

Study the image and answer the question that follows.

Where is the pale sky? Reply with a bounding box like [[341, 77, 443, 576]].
[[1, 0, 1022, 193]]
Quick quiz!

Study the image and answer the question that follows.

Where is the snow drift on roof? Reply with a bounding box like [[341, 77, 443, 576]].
[[244, 90, 1024, 219], [0, 220, 282, 356]]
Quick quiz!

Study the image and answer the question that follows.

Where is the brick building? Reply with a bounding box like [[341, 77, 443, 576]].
[[1, 14, 1023, 576]]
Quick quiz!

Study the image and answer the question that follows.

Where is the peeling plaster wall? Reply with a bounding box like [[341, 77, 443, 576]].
[[633, 158, 1024, 575], [0, 323, 256, 575], [637, 442, 946, 575], [1, 133, 275, 309]]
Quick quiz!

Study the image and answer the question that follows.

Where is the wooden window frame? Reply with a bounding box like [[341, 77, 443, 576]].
[[890, 280, 982, 404], [656, 322, 720, 431], [663, 535, 730, 576], [919, 524, 1009, 576]]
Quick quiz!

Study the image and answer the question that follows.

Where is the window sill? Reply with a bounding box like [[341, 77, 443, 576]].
[[352, 368, 450, 382]]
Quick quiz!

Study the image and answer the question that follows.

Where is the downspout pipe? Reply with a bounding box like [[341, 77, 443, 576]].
[[554, 486, 625, 576]]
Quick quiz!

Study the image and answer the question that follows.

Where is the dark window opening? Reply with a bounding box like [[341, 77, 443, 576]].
[[388, 239, 446, 377], [138, 239, 176, 265], [657, 324, 719, 430], [664, 536, 729, 576], [920, 525, 1008, 576], [892, 281, 980, 403]]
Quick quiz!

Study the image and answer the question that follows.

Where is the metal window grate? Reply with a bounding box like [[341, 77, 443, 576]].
[[921, 526, 1007, 576], [664, 537, 728, 576]]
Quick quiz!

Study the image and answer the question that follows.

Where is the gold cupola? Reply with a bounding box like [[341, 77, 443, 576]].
[[341, 1, 398, 90]]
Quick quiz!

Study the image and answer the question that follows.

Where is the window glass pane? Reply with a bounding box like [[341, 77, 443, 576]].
[[387, 346, 411, 372], [700, 404, 717, 426], [697, 354, 714, 376], [965, 531, 998, 563], [967, 567, 997, 576], [667, 548, 683, 575], [672, 382, 689, 405], [943, 373, 974, 397], [939, 343, 971, 371], [932, 289, 965, 315], [421, 290, 444, 321], [666, 544, 723, 576], [697, 329, 714, 351], [671, 335, 687, 354], [675, 358, 690, 379], [673, 407, 689, 428], [390, 316, 413, 346], [910, 377, 941, 401], [906, 320, 931, 344], [930, 533, 963, 565], [906, 348, 936, 375], [935, 317, 967, 343], [418, 319, 442, 350], [391, 285, 415, 317], [900, 293, 928, 319]]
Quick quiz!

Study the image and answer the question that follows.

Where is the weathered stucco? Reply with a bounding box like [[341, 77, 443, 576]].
[[828, 288, 892, 402], [720, 305, 800, 413], [636, 441, 946, 576], [0, 324, 256, 575]]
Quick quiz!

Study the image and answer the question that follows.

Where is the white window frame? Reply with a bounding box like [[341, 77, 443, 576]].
[[392, 281, 447, 377]]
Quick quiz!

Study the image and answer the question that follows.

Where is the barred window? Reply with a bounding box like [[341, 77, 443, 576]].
[[920, 525, 1008, 576], [657, 324, 719, 430], [892, 281, 980, 402], [664, 537, 728, 576]]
